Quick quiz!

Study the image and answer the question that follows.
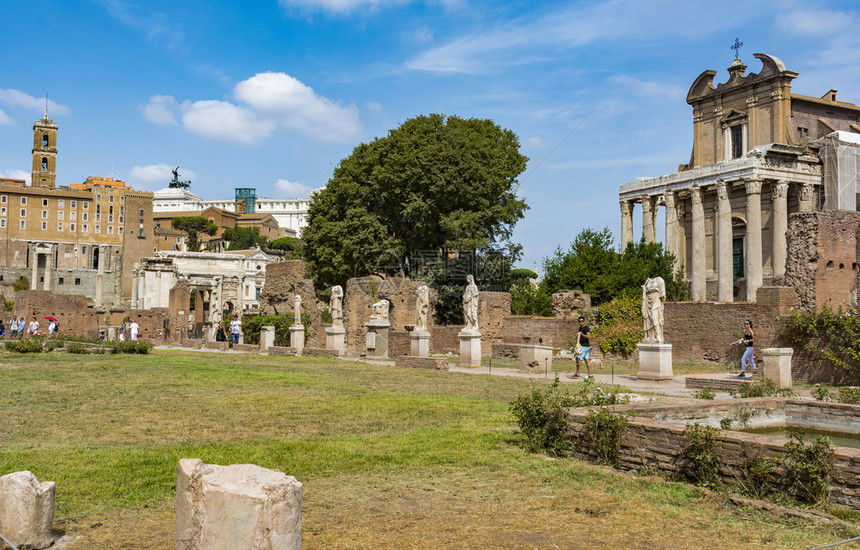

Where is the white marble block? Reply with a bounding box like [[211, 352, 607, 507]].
[[410, 330, 430, 357], [637, 343, 673, 380], [289, 325, 305, 355], [325, 326, 346, 356], [260, 326, 275, 351], [520, 344, 553, 372], [0, 471, 56, 550], [176, 459, 303, 550], [763, 347, 794, 388], [458, 329, 482, 367]]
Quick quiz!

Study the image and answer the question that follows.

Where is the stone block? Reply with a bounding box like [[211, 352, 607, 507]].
[[260, 326, 275, 351], [325, 326, 346, 356], [365, 320, 390, 358], [637, 343, 673, 380], [459, 329, 482, 367], [289, 325, 305, 355], [176, 458, 302, 550], [395, 356, 448, 370], [763, 347, 794, 389], [520, 344, 553, 372], [410, 329, 430, 357], [0, 471, 55, 549]]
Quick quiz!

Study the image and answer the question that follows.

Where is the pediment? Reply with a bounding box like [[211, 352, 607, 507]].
[[721, 109, 748, 125]]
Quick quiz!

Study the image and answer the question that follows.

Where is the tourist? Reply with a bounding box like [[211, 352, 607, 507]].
[[18, 317, 25, 338], [9, 318, 17, 338], [230, 314, 242, 344], [129, 320, 139, 341], [48, 319, 56, 336], [731, 319, 756, 378], [0, 319, 5, 339], [571, 316, 593, 379], [28, 316, 39, 337]]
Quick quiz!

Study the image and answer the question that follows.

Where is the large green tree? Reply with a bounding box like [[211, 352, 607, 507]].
[[266, 236, 303, 259], [222, 226, 268, 251], [303, 114, 529, 293], [171, 216, 217, 252]]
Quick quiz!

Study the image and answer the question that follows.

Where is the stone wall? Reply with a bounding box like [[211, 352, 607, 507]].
[[478, 291, 511, 342], [389, 330, 410, 357], [10, 290, 100, 337], [259, 261, 322, 347], [501, 316, 578, 350], [126, 308, 170, 342], [429, 325, 462, 355], [785, 210, 860, 312], [551, 290, 591, 317]]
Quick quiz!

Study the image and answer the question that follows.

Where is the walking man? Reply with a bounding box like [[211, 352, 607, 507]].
[[571, 316, 593, 379]]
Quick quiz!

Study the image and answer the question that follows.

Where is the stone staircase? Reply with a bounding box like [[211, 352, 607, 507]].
[[685, 368, 764, 391]]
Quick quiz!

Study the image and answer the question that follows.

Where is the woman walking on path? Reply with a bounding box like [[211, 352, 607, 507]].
[[732, 320, 756, 378]]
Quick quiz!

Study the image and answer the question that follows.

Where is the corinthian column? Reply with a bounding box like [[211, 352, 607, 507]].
[[42, 245, 53, 291], [690, 186, 706, 302], [772, 182, 789, 281], [664, 191, 679, 271], [30, 244, 38, 290], [641, 195, 656, 243], [620, 199, 634, 251], [745, 179, 763, 301], [799, 182, 815, 212], [716, 181, 733, 302]]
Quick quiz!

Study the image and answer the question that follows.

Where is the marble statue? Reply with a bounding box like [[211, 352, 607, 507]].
[[330, 285, 343, 328], [293, 294, 302, 323], [642, 276, 666, 344], [371, 299, 390, 321], [415, 285, 429, 331], [463, 274, 479, 332]]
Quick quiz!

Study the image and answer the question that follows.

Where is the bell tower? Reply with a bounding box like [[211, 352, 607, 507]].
[[31, 105, 58, 188]]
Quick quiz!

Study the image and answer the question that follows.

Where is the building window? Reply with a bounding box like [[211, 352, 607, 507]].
[[70, 212, 76, 221], [83, 201, 89, 209], [109, 195, 114, 202], [42, 199, 48, 206], [59, 277, 64, 285], [42, 134, 49, 147], [109, 205, 113, 215], [0, 208, 5, 216], [96, 214, 101, 222], [58, 211, 64, 220], [120, 196, 125, 203], [139, 209, 144, 217], [733, 238, 744, 278], [20, 197, 26, 205], [71, 200, 76, 208], [108, 215, 113, 223], [42, 210, 47, 218], [0, 219, 5, 228], [95, 225, 101, 233], [20, 209, 26, 217], [108, 226, 113, 234], [41, 157, 47, 170], [83, 213, 88, 221], [75, 278, 81, 286], [20, 220, 25, 228], [96, 195, 101, 202], [70, 223, 75, 232], [82, 224, 88, 232], [58, 223, 63, 231], [118, 216, 123, 223], [0, 195, 6, 203], [730, 125, 744, 159], [82, 246, 87, 254], [58, 200, 64, 207], [118, 226, 123, 234], [41, 222, 47, 230], [96, 204, 100, 214]]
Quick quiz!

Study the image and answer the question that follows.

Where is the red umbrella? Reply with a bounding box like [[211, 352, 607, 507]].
[[45, 316, 57, 322]]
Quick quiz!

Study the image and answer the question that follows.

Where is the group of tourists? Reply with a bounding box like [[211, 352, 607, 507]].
[[0, 316, 60, 338], [117, 320, 140, 342]]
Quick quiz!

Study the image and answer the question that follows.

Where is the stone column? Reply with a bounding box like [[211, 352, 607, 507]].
[[641, 195, 656, 243], [715, 181, 733, 302], [137, 270, 146, 309], [772, 181, 789, 281], [131, 269, 139, 309], [95, 245, 105, 308], [620, 199, 634, 251], [799, 182, 815, 212], [30, 245, 38, 290], [42, 245, 53, 291], [745, 179, 763, 301], [664, 191, 679, 271], [690, 186, 706, 302]]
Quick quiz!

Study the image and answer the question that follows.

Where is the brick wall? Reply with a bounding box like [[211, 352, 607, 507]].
[[126, 308, 170, 342], [501, 316, 578, 350], [10, 290, 99, 337], [664, 301, 769, 364]]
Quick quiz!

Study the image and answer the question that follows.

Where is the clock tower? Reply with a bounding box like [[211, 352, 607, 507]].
[[31, 107, 58, 188]]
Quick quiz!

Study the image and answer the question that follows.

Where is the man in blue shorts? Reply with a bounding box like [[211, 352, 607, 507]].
[[571, 316, 593, 379]]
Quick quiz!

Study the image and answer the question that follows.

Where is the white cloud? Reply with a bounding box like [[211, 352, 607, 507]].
[[0, 89, 70, 115], [274, 178, 317, 198], [527, 137, 544, 148], [96, 0, 185, 49], [0, 169, 30, 185], [609, 75, 685, 100], [141, 95, 180, 126], [235, 72, 361, 143], [142, 72, 360, 145], [0, 109, 14, 126], [279, 0, 407, 14], [182, 100, 275, 145], [128, 164, 198, 188], [776, 9, 854, 37], [365, 102, 384, 112]]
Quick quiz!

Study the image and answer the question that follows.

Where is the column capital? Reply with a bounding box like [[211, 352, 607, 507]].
[[715, 180, 729, 201], [663, 190, 676, 209], [772, 181, 789, 199], [800, 182, 815, 202], [690, 186, 703, 204], [640, 195, 653, 211], [620, 199, 631, 215], [745, 178, 763, 195]]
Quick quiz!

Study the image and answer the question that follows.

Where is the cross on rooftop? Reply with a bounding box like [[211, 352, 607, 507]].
[[731, 38, 743, 60]]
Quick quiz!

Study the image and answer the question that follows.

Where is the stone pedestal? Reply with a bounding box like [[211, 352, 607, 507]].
[[176, 459, 302, 550], [520, 344, 553, 372], [637, 343, 673, 380], [289, 325, 305, 355], [0, 471, 56, 550], [763, 348, 794, 388], [410, 330, 430, 357], [260, 326, 275, 351], [325, 326, 346, 356], [365, 319, 390, 358], [458, 329, 482, 367], [107, 326, 117, 341]]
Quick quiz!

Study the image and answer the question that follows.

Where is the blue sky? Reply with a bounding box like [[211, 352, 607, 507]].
[[2, 0, 860, 271]]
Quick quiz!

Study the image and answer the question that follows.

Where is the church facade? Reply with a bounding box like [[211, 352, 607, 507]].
[[619, 53, 860, 302]]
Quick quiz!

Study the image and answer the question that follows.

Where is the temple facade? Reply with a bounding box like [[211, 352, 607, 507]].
[[619, 53, 860, 302]]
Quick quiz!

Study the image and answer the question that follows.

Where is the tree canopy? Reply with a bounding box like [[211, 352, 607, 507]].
[[171, 216, 217, 252], [266, 236, 303, 259], [541, 228, 686, 306], [302, 114, 529, 293], [222, 226, 267, 251]]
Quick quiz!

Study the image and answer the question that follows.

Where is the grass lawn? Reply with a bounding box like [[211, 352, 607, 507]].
[[0, 350, 857, 548]]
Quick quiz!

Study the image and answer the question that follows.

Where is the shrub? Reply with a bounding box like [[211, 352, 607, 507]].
[[684, 423, 722, 488], [584, 406, 631, 467], [66, 342, 89, 354], [783, 432, 835, 508], [836, 387, 860, 404], [811, 385, 832, 402], [5, 339, 43, 353], [510, 381, 570, 456], [510, 283, 553, 316], [242, 312, 310, 347], [782, 305, 860, 374], [693, 388, 716, 400], [593, 295, 643, 357], [558, 377, 629, 408], [105, 340, 153, 354], [4, 300, 13, 312], [736, 453, 780, 500], [11, 276, 29, 292], [731, 377, 795, 398]]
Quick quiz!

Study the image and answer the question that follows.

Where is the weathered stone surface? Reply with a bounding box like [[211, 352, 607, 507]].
[[176, 458, 302, 550], [260, 260, 321, 347], [0, 471, 56, 550], [551, 290, 591, 317]]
